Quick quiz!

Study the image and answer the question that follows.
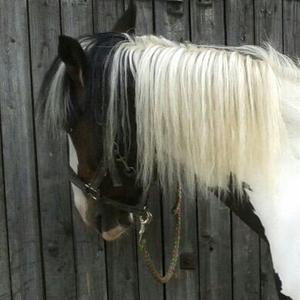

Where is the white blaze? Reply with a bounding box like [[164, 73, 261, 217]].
[[68, 136, 89, 224]]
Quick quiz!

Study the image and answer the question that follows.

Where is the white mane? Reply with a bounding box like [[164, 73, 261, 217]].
[[106, 35, 300, 196]]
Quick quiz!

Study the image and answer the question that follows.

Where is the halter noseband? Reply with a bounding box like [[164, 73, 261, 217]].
[[68, 144, 147, 214]]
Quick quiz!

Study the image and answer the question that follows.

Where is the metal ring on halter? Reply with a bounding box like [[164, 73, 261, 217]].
[[139, 210, 153, 225]]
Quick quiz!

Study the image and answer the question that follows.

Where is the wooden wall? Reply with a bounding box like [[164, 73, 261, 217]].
[[0, 0, 297, 299]]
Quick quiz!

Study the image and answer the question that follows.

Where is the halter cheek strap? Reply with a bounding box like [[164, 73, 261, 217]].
[[68, 163, 147, 214]]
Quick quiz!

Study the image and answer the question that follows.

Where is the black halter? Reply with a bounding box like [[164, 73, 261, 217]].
[[68, 148, 147, 214]]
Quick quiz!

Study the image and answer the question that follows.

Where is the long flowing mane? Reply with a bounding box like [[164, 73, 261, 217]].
[[106, 35, 300, 196], [39, 32, 300, 198]]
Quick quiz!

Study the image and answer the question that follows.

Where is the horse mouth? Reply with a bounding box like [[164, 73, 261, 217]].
[[102, 225, 128, 241]]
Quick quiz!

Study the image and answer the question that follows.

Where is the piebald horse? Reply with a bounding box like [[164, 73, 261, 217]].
[[38, 1, 300, 299]]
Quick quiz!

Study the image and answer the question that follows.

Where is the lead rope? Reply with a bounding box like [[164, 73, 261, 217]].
[[138, 185, 182, 284]]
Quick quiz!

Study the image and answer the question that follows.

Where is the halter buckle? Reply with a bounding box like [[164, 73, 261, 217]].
[[138, 210, 153, 243], [84, 183, 100, 201]]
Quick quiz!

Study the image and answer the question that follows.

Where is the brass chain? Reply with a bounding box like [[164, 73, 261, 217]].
[[138, 185, 182, 284]]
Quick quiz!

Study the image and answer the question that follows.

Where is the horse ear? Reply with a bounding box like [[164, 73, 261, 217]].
[[112, 0, 137, 33], [58, 35, 87, 87]]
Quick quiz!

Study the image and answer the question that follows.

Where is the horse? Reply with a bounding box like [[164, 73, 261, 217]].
[[38, 0, 300, 299]]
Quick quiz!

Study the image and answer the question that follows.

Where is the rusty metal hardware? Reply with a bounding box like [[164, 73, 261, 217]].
[[167, 0, 184, 15], [198, 0, 212, 7]]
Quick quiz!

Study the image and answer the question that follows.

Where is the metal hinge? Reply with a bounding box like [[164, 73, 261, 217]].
[[197, 0, 213, 7], [167, 0, 184, 15]]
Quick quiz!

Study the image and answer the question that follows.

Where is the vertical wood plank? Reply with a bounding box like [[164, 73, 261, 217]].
[[105, 227, 139, 300], [0, 0, 44, 299], [136, 185, 164, 300], [255, 1, 282, 299], [28, 0, 77, 299], [197, 193, 232, 300], [60, 1, 108, 299], [190, 0, 225, 44], [61, 0, 93, 36], [123, 2, 165, 299], [255, 0, 283, 50], [125, 0, 153, 35], [283, 0, 300, 58], [0, 124, 12, 300], [226, 1, 260, 299], [155, 0, 189, 41], [226, 0, 254, 45], [93, 0, 124, 33], [232, 220, 260, 300], [93, 2, 139, 300], [260, 241, 279, 300], [154, 2, 200, 300], [190, 1, 232, 299]]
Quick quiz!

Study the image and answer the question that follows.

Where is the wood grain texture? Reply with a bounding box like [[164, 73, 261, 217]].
[[153, 2, 200, 299], [106, 228, 139, 300], [283, 0, 300, 57], [0, 0, 44, 299], [125, 2, 165, 299], [232, 220, 260, 300], [254, 0, 283, 50], [125, 0, 153, 35], [0, 120, 12, 300], [226, 1, 261, 299], [197, 193, 232, 300], [226, 0, 254, 45], [28, 0, 77, 299], [190, 0, 225, 44], [136, 184, 164, 300], [255, 1, 282, 298], [93, 3, 140, 300], [154, 0, 189, 41], [60, 1, 109, 299], [260, 241, 279, 300], [61, 0, 94, 36], [93, 0, 124, 33], [190, 1, 232, 299]]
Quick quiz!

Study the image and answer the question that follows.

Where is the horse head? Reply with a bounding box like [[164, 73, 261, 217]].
[[39, 0, 141, 241]]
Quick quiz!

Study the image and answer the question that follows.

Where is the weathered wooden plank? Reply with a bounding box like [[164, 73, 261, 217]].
[[60, 1, 109, 299], [105, 229, 139, 300], [0, 0, 44, 299], [260, 241, 279, 300], [136, 184, 164, 300], [197, 193, 232, 300], [61, 0, 94, 37], [125, 0, 153, 35], [0, 124, 12, 300], [254, 0, 283, 50], [226, 0, 254, 45], [232, 220, 260, 299], [123, 2, 165, 299], [190, 1, 232, 299], [190, 0, 225, 45], [255, 1, 283, 299], [153, 2, 200, 299], [93, 4, 139, 299], [154, 0, 189, 41], [93, 0, 124, 33], [94, 0, 141, 298], [226, 1, 260, 299], [283, 0, 300, 58], [28, 0, 77, 299]]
